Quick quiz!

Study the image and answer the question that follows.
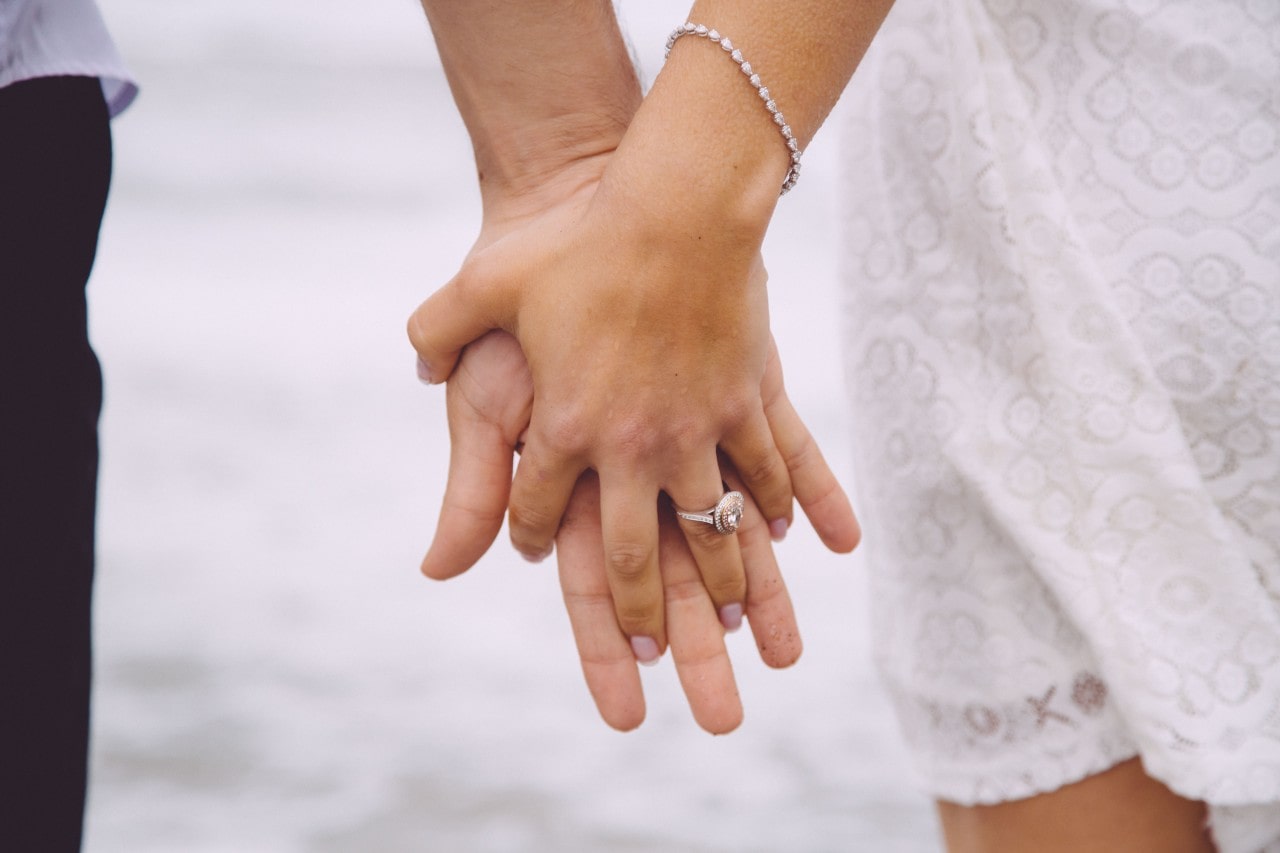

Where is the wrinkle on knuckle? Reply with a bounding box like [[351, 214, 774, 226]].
[[615, 602, 655, 630], [704, 572, 745, 601], [446, 498, 505, 529], [508, 500, 558, 536], [782, 435, 819, 476], [664, 577, 709, 605], [741, 451, 785, 493], [605, 542, 651, 585]]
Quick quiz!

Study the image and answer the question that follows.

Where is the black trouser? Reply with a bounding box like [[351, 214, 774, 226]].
[[0, 75, 112, 852]]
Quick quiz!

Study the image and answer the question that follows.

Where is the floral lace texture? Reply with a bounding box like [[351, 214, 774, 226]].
[[839, 0, 1280, 844]]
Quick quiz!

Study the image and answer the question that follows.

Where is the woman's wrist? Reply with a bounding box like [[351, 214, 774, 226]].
[[600, 38, 789, 254]]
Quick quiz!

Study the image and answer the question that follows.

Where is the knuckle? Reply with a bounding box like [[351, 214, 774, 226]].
[[540, 407, 589, 457], [605, 417, 662, 462], [605, 542, 651, 584], [742, 451, 785, 491], [453, 254, 493, 300], [716, 390, 756, 432], [706, 573, 746, 602], [664, 577, 708, 605], [507, 499, 558, 537], [615, 603, 655, 631], [697, 558, 745, 599], [782, 434, 819, 475]]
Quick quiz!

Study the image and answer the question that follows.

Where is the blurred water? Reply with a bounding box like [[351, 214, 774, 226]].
[[84, 2, 940, 850]]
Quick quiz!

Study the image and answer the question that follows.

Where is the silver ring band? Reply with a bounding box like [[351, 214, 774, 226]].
[[675, 491, 745, 535]]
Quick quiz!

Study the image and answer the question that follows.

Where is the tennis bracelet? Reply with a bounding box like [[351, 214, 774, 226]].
[[664, 22, 802, 195]]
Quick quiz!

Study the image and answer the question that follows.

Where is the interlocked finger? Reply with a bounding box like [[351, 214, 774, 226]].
[[721, 466, 802, 668], [508, 438, 581, 562], [598, 471, 666, 662], [666, 456, 748, 633], [657, 494, 744, 734], [555, 471, 645, 731], [720, 406, 795, 540]]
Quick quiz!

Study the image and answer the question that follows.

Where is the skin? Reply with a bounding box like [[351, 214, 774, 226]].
[[415, 4, 856, 732], [410, 0, 878, 658], [432, 329, 830, 733], [411, 0, 1212, 846], [937, 757, 1213, 853]]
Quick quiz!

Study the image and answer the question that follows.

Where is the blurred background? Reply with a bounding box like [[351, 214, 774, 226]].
[[86, 1, 938, 850]]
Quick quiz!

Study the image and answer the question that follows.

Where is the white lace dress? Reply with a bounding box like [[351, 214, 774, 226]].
[[839, 0, 1280, 847]]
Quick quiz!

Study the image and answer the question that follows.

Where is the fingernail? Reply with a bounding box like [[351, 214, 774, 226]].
[[769, 518, 789, 542], [630, 636, 660, 666], [520, 547, 552, 564], [719, 603, 744, 633], [415, 356, 433, 385]]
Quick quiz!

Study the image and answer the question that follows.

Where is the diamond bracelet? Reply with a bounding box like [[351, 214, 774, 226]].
[[664, 22, 802, 195]]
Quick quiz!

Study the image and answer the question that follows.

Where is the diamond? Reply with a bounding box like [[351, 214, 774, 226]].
[[720, 38, 733, 51], [695, 24, 708, 34], [749, 74, 761, 87], [740, 62, 752, 75], [708, 29, 720, 41], [730, 49, 743, 62], [713, 492, 746, 534]]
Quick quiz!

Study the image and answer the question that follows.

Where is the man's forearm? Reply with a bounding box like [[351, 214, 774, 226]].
[[420, 0, 641, 208]]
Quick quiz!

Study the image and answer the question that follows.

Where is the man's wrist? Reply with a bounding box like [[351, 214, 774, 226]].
[[422, 0, 641, 205], [470, 98, 635, 206]]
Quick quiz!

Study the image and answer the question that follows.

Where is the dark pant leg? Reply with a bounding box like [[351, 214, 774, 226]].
[[0, 75, 112, 852]]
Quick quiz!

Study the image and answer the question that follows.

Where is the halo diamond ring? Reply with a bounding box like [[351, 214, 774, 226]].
[[675, 491, 745, 535]]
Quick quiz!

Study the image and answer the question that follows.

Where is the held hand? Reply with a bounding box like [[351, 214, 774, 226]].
[[422, 330, 821, 733], [410, 178, 798, 660]]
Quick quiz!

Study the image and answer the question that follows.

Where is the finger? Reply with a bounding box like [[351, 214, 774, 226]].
[[761, 340, 861, 553], [722, 465, 802, 669], [406, 256, 515, 386], [657, 496, 743, 735], [556, 472, 645, 731], [720, 406, 795, 539], [508, 436, 581, 563], [667, 458, 747, 632], [598, 471, 666, 662], [421, 332, 532, 580], [420, 418, 512, 580]]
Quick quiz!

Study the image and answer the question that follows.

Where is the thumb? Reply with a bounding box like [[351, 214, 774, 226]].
[[421, 330, 532, 579], [420, 415, 513, 581], [408, 257, 515, 385]]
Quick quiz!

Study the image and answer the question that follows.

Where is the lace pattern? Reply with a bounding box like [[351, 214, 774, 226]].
[[838, 0, 1280, 843]]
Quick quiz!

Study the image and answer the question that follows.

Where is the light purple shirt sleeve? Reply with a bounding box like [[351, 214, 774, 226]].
[[0, 0, 138, 116]]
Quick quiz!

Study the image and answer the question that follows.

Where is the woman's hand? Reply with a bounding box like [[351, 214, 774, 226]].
[[423, 329, 845, 733], [410, 173, 803, 661]]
